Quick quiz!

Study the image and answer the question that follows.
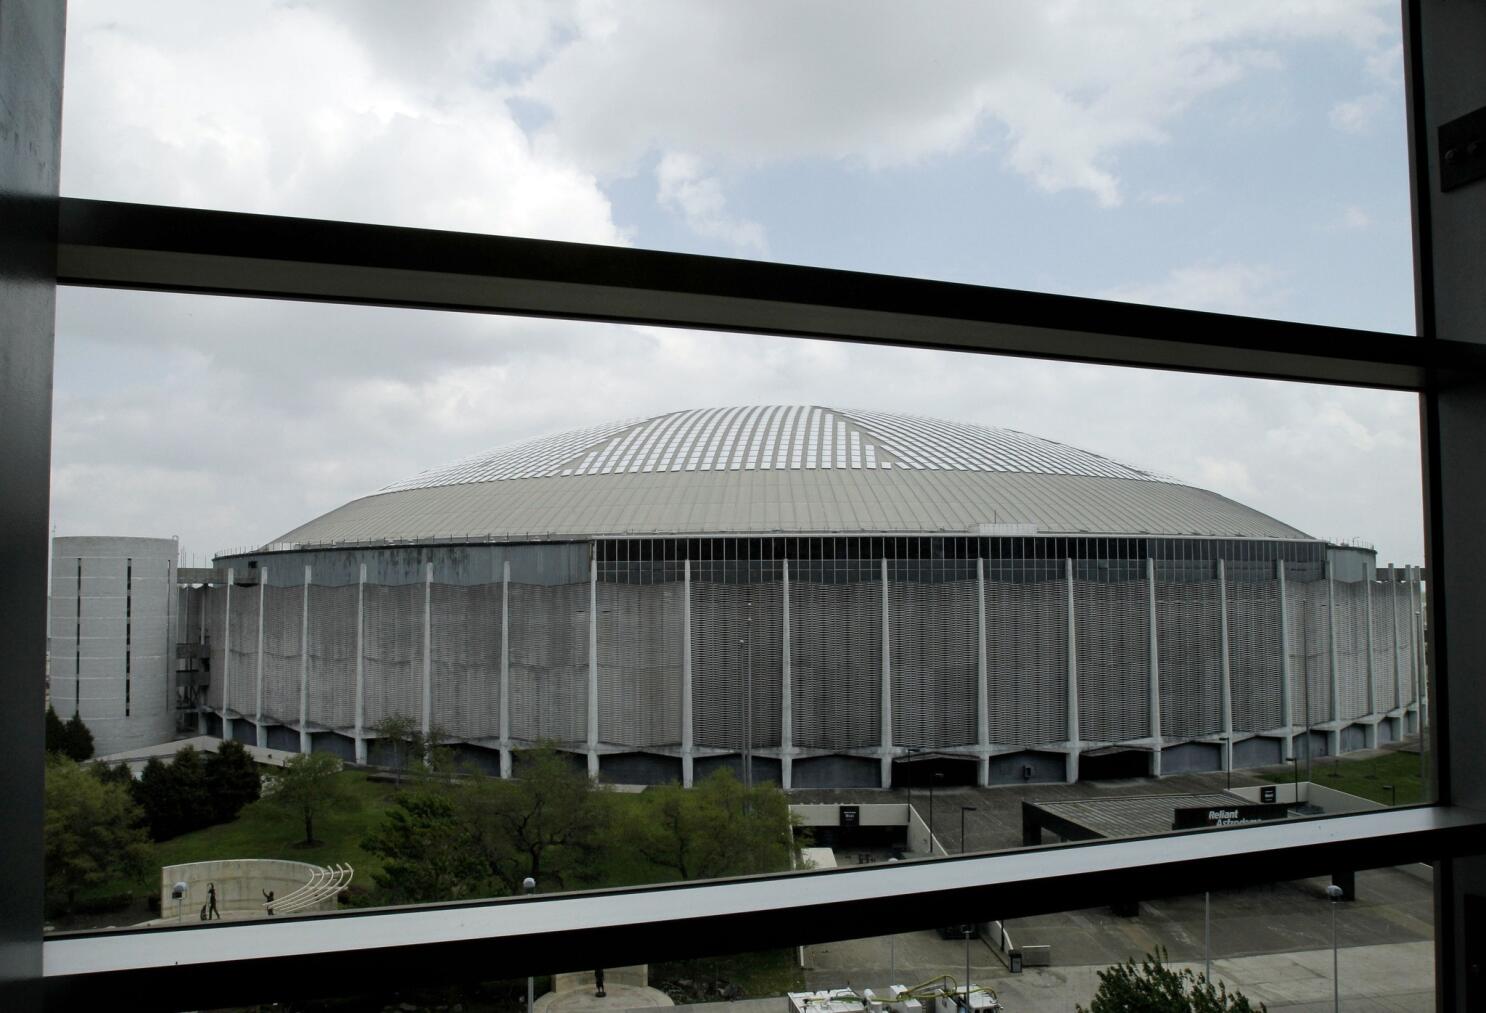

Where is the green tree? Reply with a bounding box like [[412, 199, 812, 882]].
[[362, 790, 488, 903], [44, 756, 152, 911], [620, 770, 797, 882], [1077, 948, 1266, 1012], [372, 713, 419, 785], [467, 745, 609, 893], [45, 705, 66, 755], [60, 711, 94, 762], [91, 760, 135, 789], [265, 752, 351, 845], [204, 740, 262, 823], [132, 746, 212, 840]]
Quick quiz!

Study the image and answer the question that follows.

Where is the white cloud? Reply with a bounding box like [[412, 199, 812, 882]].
[[1340, 205, 1372, 229], [1330, 92, 1387, 134], [62, 1, 620, 243], [1102, 262, 1287, 316], [523, 1, 1397, 206], [656, 153, 767, 254]]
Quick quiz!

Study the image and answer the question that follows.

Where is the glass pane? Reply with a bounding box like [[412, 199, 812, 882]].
[[61, 2, 1414, 332], [45, 288, 1429, 939]]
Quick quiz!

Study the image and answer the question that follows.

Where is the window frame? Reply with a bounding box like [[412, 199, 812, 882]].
[[5, 0, 1485, 1008]]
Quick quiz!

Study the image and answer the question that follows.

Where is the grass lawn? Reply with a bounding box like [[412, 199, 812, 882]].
[[153, 769, 400, 885], [1255, 747, 1426, 806]]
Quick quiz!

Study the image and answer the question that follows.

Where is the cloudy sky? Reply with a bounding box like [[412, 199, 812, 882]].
[[52, 0, 1425, 567]]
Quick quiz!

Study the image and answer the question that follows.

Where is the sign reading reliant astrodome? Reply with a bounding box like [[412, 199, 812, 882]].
[[1171, 803, 1292, 830]]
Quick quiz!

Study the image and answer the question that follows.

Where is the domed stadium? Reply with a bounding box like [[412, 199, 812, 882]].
[[194, 406, 1423, 788]]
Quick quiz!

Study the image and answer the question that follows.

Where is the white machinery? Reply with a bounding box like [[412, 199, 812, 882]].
[[836, 979, 1000, 1013]]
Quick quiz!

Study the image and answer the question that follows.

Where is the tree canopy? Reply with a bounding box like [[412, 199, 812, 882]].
[[361, 748, 799, 907], [362, 791, 487, 903], [266, 752, 352, 845], [47, 708, 96, 762], [618, 770, 797, 881], [1078, 948, 1266, 1013], [44, 756, 152, 911]]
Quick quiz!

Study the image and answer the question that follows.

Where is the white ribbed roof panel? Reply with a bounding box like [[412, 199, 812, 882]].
[[273, 406, 1312, 547], [382, 406, 1168, 492]]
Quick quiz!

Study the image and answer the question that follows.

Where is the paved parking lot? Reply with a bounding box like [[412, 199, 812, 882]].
[[803, 868, 1433, 1011]]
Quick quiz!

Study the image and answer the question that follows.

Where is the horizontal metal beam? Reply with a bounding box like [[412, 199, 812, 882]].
[[44, 805, 1486, 1010], [55, 198, 1472, 390]]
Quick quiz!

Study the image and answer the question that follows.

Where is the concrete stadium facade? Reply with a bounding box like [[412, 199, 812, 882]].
[[199, 406, 1424, 788]]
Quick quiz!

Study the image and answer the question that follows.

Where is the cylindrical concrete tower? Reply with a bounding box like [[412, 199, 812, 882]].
[[50, 536, 177, 756]]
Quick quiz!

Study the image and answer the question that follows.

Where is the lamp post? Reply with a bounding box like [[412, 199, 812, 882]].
[[1326, 883, 1344, 1012], [1204, 891, 1211, 981], [960, 805, 976, 854], [524, 876, 537, 1013], [964, 924, 973, 1012], [1383, 782, 1396, 807]]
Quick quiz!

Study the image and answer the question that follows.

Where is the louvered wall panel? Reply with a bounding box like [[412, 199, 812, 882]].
[[1304, 580, 1335, 724], [430, 583, 501, 741], [260, 584, 304, 725], [987, 580, 1067, 746], [598, 581, 683, 749], [693, 581, 783, 750], [1393, 587, 1417, 705], [890, 578, 978, 749], [1229, 578, 1284, 733], [307, 584, 358, 732], [225, 585, 260, 717], [1157, 579, 1221, 739], [791, 580, 881, 751], [1074, 579, 1148, 743], [1370, 582, 1398, 712], [362, 583, 420, 729], [1334, 580, 1370, 719], [202, 585, 226, 711], [507, 582, 587, 746]]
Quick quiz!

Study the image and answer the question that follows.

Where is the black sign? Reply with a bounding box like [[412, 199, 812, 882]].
[[1260, 785, 1277, 804], [839, 805, 860, 828], [1172, 802, 1291, 830]]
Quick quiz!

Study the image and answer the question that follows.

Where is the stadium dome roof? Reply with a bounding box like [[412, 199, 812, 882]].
[[271, 406, 1312, 546]]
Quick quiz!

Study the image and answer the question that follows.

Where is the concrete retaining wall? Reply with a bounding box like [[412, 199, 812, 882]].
[[160, 859, 336, 922]]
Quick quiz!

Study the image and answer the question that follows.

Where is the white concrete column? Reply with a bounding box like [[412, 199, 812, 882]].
[[499, 560, 511, 779], [222, 569, 234, 743], [1277, 560, 1294, 759], [1407, 565, 1422, 729], [1065, 558, 1080, 784], [1417, 580, 1428, 734], [879, 558, 893, 789], [196, 585, 208, 736], [298, 565, 311, 753], [1388, 564, 1403, 725], [780, 558, 792, 790], [681, 558, 694, 787], [1147, 557, 1162, 777], [254, 566, 267, 748], [1325, 559, 1342, 755], [421, 562, 433, 741], [976, 557, 990, 787], [354, 563, 367, 765], [587, 557, 599, 779], [1363, 571, 1378, 747], [1217, 559, 1233, 773]]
